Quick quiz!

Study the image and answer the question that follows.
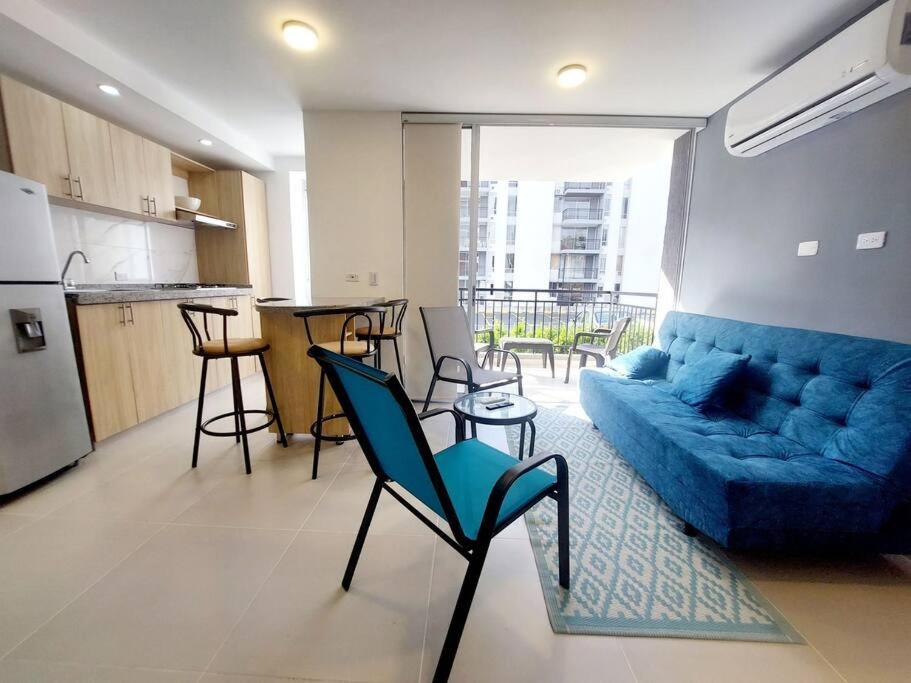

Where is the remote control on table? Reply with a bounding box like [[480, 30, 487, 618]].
[[486, 402, 514, 410]]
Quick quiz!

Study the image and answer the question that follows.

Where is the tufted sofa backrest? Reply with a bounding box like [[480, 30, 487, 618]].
[[658, 312, 911, 490]]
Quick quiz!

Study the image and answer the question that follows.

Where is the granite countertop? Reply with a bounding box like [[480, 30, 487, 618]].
[[255, 296, 385, 313], [65, 284, 254, 305]]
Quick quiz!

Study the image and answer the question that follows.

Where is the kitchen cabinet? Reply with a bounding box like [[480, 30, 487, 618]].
[[110, 125, 150, 215], [61, 103, 119, 208], [0, 75, 71, 198], [160, 298, 202, 405], [126, 301, 180, 421], [75, 302, 139, 441], [142, 138, 176, 220], [191, 171, 273, 299], [204, 295, 257, 390]]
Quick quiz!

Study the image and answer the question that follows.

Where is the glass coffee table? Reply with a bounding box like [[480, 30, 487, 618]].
[[452, 391, 538, 460]]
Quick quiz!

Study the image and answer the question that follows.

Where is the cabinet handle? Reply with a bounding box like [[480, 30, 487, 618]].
[[73, 176, 84, 200], [150, 197, 158, 216], [141, 196, 150, 214], [126, 303, 135, 326], [118, 304, 126, 326], [63, 175, 73, 197]]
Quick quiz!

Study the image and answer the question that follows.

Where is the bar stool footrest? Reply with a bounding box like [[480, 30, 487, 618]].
[[309, 413, 356, 442], [201, 409, 276, 438]]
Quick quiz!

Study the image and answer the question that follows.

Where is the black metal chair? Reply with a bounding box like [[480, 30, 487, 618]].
[[564, 316, 632, 384], [293, 306, 385, 479], [309, 345, 569, 683], [354, 298, 408, 384], [420, 306, 523, 411], [177, 302, 287, 474]]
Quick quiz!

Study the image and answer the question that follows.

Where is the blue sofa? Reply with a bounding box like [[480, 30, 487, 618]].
[[579, 312, 911, 552]]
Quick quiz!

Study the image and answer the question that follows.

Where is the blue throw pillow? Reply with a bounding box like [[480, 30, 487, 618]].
[[609, 345, 669, 379], [670, 351, 751, 409]]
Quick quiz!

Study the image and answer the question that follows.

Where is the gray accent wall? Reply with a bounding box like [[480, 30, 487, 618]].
[[679, 88, 911, 344]]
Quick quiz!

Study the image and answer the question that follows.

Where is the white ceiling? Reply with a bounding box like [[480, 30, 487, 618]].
[[0, 0, 876, 170]]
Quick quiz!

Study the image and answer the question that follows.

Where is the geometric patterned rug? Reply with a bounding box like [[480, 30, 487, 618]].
[[506, 406, 804, 643]]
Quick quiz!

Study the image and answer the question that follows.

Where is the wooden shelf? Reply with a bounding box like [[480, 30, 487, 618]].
[[170, 151, 214, 176], [49, 195, 196, 229]]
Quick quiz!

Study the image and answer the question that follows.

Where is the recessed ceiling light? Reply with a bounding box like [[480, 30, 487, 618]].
[[282, 20, 319, 51], [557, 64, 587, 88], [97, 83, 120, 96], [198, 138, 213, 146]]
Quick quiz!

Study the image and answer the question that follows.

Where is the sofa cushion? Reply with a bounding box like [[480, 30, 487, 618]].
[[670, 350, 750, 408], [659, 312, 911, 493], [608, 345, 669, 379], [579, 368, 895, 549]]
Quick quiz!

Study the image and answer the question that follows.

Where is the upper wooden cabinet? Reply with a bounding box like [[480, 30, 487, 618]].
[[0, 75, 71, 198], [191, 171, 273, 297], [0, 75, 180, 221], [142, 138, 176, 220], [61, 103, 119, 208], [110, 125, 149, 214]]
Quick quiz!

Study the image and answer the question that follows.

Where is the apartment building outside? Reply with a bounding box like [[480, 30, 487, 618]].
[[459, 175, 662, 302]]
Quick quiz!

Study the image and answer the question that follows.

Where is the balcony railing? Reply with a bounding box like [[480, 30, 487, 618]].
[[563, 182, 607, 193], [561, 207, 603, 221], [552, 267, 600, 280], [460, 287, 657, 354], [559, 237, 602, 251]]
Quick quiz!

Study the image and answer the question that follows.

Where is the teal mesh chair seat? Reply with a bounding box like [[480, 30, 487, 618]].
[[308, 346, 569, 683]]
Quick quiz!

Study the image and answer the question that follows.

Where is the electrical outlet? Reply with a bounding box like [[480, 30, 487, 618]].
[[344, 273, 359, 282], [114, 271, 129, 281], [369, 271, 378, 286], [856, 231, 886, 250], [797, 240, 818, 257]]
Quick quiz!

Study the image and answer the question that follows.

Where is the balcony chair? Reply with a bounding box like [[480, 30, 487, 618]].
[[474, 327, 495, 368], [420, 306, 523, 411], [564, 316, 632, 384], [308, 345, 569, 683]]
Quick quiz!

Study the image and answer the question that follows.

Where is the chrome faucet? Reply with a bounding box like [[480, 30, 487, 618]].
[[61, 250, 90, 289]]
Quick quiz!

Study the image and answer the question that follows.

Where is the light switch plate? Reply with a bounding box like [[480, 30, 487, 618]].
[[797, 240, 819, 257], [114, 271, 129, 281], [344, 273, 359, 282], [856, 231, 886, 250]]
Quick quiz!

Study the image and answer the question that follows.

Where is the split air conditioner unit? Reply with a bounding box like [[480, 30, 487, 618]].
[[725, 0, 911, 157]]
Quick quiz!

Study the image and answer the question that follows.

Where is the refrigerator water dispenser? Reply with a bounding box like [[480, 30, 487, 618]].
[[10, 308, 47, 352]]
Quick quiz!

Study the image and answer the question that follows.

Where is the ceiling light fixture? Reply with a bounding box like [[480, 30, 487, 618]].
[[97, 83, 120, 96], [557, 64, 587, 88], [282, 20, 319, 51], [198, 138, 213, 146]]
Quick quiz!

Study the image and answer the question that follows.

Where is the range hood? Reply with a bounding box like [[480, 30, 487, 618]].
[[176, 208, 237, 230]]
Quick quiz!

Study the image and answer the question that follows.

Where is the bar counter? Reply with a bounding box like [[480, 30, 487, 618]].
[[255, 296, 384, 437]]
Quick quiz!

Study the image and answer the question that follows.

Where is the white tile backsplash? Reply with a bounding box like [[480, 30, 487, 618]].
[[51, 205, 198, 284]]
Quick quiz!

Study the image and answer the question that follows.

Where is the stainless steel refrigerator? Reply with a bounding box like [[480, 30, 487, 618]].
[[0, 170, 92, 495]]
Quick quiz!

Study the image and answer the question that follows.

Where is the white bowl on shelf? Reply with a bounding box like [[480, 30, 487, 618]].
[[175, 196, 202, 211]]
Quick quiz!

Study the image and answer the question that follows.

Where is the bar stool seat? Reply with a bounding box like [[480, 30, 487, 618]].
[[200, 337, 269, 356], [316, 340, 371, 355], [354, 325, 397, 339]]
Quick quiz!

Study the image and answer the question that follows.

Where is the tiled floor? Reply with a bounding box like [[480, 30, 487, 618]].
[[0, 359, 909, 682]]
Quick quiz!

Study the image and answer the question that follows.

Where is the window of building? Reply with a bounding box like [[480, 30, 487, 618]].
[[505, 253, 515, 273]]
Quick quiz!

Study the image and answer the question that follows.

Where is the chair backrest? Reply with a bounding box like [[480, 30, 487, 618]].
[[420, 306, 482, 374], [176, 301, 237, 354], [293, 306, 387, 354], [604, 316, 632, 359], [309, 346, 467, 540], [383, 298, 408, 335]]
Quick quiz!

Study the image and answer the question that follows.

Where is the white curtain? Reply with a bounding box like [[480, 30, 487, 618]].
[[402, 123, 462, 399]]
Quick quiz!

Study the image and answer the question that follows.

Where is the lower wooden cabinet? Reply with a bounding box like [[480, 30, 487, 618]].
[[74, 295, 257, 442]]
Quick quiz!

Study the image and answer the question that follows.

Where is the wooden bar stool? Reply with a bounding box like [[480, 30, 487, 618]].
[[293, 306, 385, 479], [354, 298, 408, 385], [177, 302, 287, 474]]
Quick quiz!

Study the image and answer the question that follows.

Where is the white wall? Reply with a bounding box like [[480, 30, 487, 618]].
[[302, 112, 404, 300], [256, 155, 308, 299]]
